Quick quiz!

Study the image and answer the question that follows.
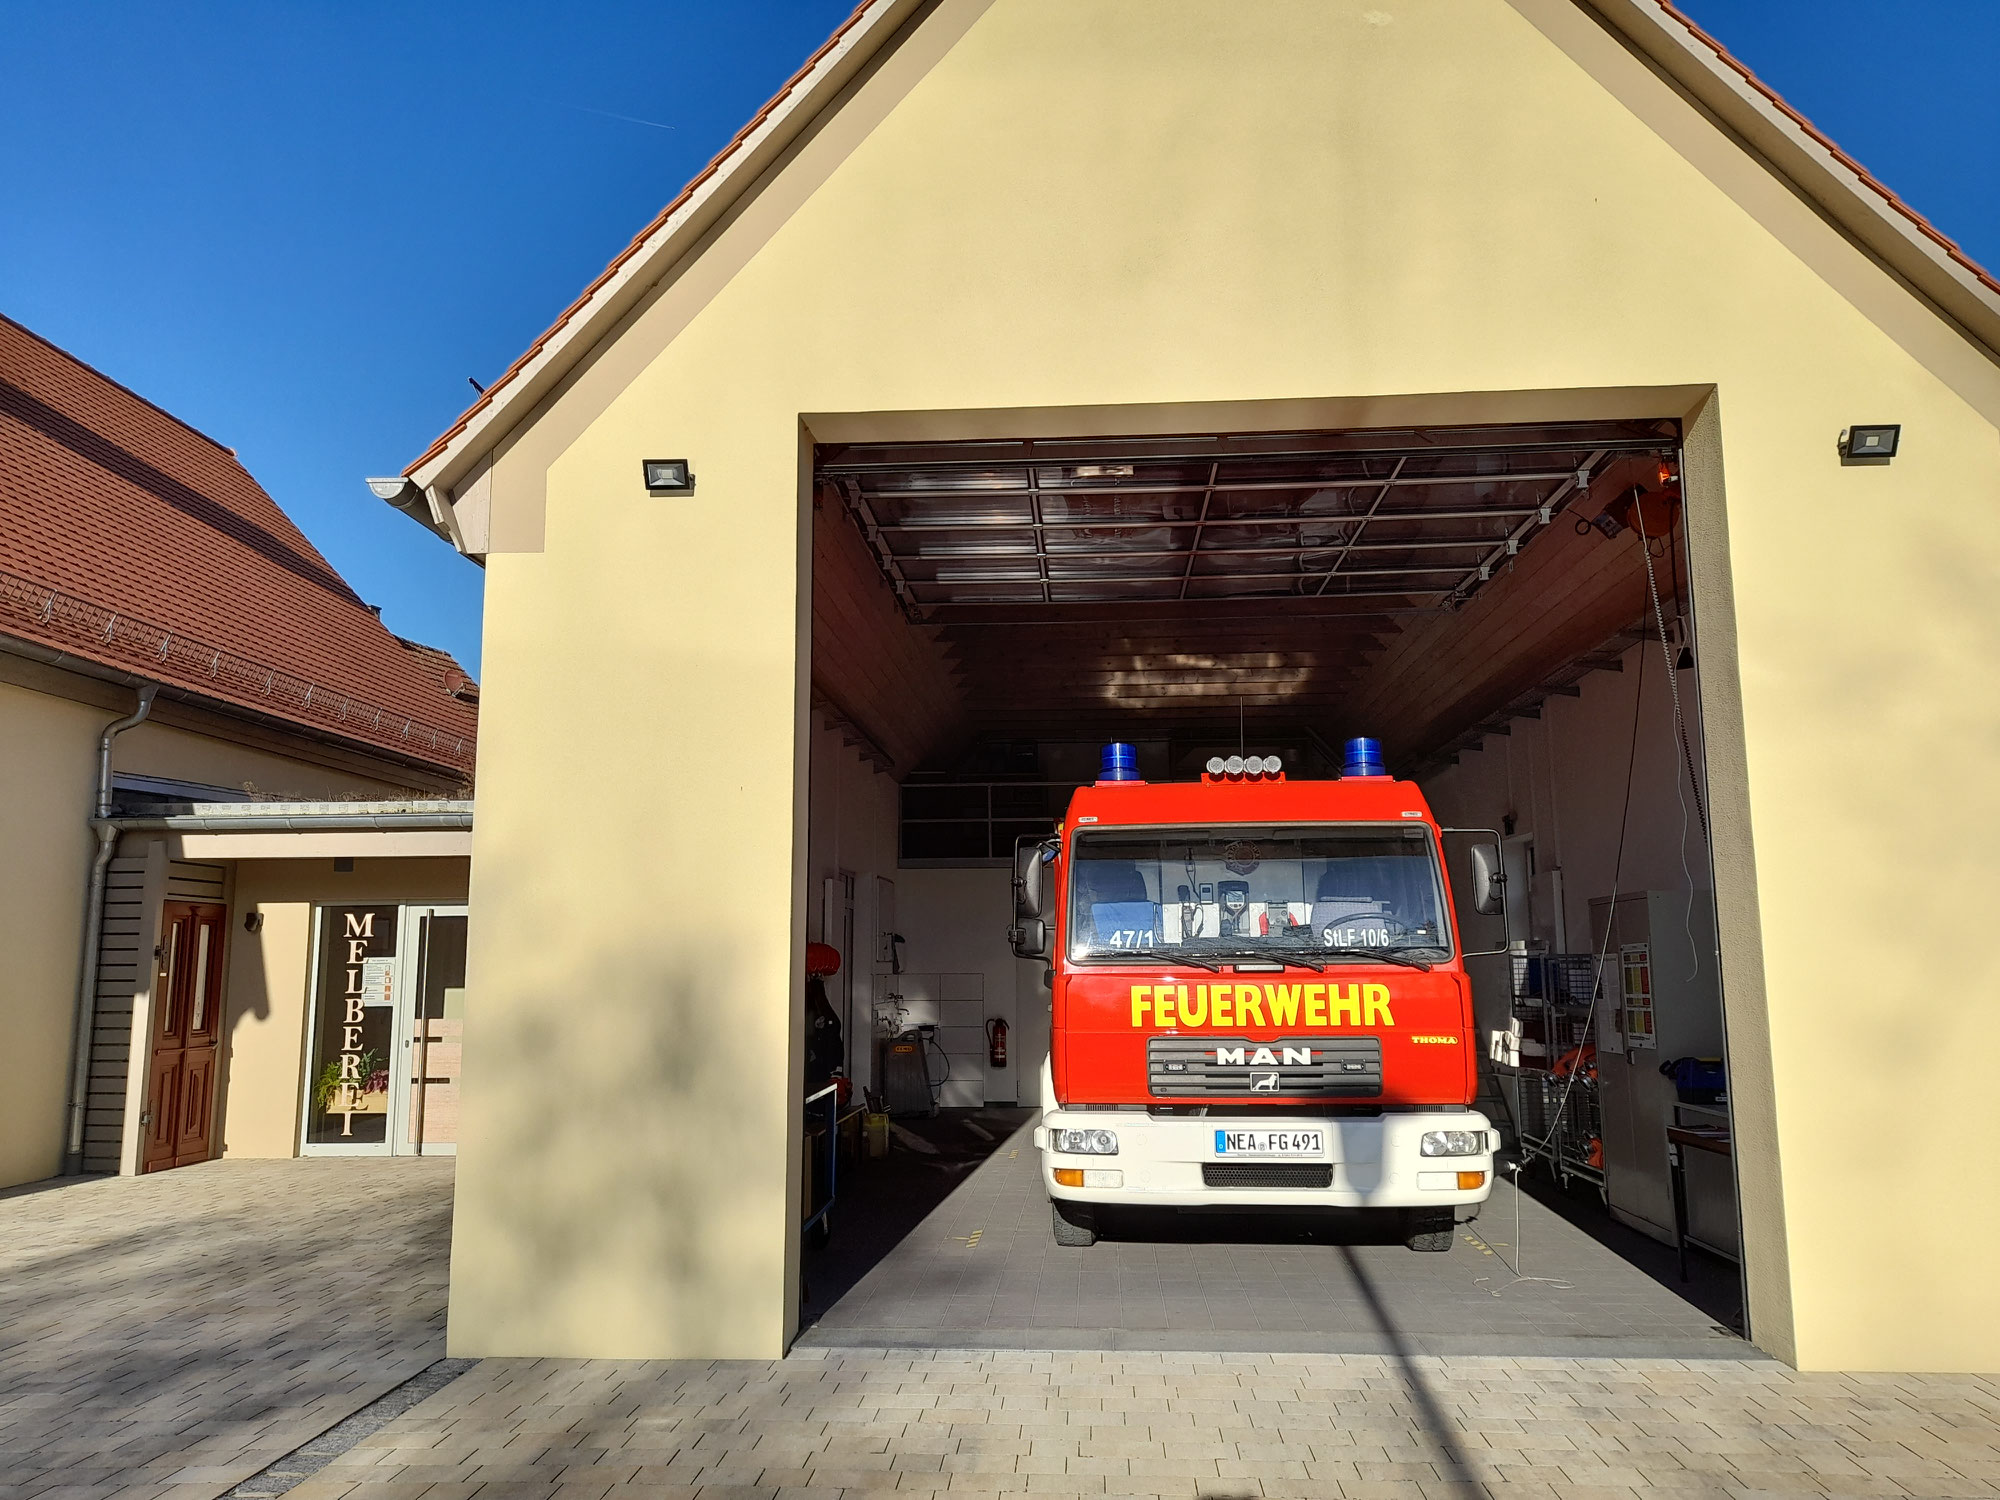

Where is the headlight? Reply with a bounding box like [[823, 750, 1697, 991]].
[[1052, 1128, 1118, 1155], [1420, 1130, 1485, 1157]]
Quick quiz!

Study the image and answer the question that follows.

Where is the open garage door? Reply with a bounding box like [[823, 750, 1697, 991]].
[[802, 416, 1745, 1354]]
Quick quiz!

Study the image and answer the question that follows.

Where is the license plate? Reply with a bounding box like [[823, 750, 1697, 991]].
[[1213, 1129, 1323, 1157]]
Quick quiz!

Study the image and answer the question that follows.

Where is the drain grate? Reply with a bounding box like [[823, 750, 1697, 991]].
[[224, 1357, 476, 1498]]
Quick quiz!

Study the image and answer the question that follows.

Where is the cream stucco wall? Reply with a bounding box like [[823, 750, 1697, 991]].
[[451, 0, 2000, 1367], [0, 667, 454, 1190], [0, 682, 108, 1186], [113, 720, 421, 803], [219, 857, 471, 1159]]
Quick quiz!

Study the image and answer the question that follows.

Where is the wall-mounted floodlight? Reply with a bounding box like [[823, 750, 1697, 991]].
[[642, 458, 696, 494], [1839, 425, 1900, 465]]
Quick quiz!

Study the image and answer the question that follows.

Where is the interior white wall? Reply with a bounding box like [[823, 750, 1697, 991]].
[[804, 712, 899, 1092], [894, 867, 1038, 1107], [1420, 636, 1719, 1073]]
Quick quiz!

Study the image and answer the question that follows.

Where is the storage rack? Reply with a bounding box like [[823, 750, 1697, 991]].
[[1509, 952, 1607, 1193]]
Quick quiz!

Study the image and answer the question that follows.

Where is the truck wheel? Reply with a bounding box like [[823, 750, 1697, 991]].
[[1404, 1208, 1454, 1252], [1051, 1200, 1098, 1247]]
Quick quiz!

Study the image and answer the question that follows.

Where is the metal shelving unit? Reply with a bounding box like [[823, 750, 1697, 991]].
[[1508, 952, 1606, 1193]]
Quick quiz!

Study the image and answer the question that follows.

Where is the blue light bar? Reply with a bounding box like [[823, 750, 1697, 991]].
[[1342, 737, 1387, 778], [1099, 742, 1139, 782]]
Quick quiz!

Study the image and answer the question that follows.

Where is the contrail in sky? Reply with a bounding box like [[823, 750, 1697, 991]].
[[536, 98, 676, 132]]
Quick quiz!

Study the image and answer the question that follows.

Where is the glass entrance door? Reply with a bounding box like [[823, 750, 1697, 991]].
[[397, 907, 467, 1155], [301, 903, 467, 1156]]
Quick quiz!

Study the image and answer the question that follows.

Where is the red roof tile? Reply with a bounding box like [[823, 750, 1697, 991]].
[[0, 314, 477, 778], [1656, 1, 2000, 301]]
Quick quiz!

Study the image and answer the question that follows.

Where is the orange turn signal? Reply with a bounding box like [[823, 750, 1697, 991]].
[[1458, 1171, 1485, 1190], [1053, 1168, 1085, 1188]]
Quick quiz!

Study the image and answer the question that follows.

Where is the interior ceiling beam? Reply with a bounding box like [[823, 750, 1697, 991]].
[[888, 535, 1508, 562], [872, 506, 1544, 533], [940, 636, 1392, 656], [923, 600, 1415, 627], [855, 471, 1580, 504], [1314, 456, 1407, 597], [817, 423, 1674, 473]]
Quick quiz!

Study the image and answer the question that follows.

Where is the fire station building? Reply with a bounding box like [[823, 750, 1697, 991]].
[[381, 0, 2000, 1371]]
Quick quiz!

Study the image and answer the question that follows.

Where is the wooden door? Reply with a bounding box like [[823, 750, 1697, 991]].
[[141, 902, 227, 1172]]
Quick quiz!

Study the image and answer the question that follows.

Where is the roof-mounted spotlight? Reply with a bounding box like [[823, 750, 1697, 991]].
[[642, 458, 696, 494], [1838, 425, 1899, 465]]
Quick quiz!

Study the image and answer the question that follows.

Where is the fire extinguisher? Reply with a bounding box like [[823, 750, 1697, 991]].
[[987, 1016, 1009, 1068]]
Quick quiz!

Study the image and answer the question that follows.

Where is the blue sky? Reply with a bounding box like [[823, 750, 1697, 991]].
[[4, 2, 1994, 677]]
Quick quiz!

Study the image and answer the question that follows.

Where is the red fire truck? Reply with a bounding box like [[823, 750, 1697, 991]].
[[1014, 739, 1500, 1250]]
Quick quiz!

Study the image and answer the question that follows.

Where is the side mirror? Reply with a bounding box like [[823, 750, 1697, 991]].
[[1010, 918, 1048, 959], [1013, 836, 1052, 920], [1469, 841, 1505, 916]]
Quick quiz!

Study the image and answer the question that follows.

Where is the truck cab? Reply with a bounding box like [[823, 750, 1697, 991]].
[[1016, 740, 1497, 1250]]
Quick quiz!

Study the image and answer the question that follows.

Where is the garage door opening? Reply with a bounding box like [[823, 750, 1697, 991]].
[[802, 414, 1746, 1353]]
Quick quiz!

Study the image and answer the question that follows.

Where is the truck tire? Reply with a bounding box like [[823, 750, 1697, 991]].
[[1404, 1208, 1455, 1252], [1051, 1200, 1098, 1247]]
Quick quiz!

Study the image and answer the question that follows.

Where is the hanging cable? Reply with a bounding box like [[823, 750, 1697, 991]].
[[1534, 624, 1646, 1180], [1640, 504, 1708, 844], [1635, 498, 1705, 980]]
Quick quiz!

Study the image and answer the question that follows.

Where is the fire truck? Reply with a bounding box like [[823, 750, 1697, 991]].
[[1014, 739, 1500, 1250]]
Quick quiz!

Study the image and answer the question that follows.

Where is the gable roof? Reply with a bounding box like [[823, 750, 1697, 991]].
[[402, 0, 2000, 504], [0, 314, 478, 777]]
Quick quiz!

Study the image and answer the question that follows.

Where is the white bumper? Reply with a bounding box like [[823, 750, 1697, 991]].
[[1035, 1108, 1496, 1210]]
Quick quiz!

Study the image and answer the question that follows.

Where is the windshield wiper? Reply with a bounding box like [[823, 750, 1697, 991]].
[[1317, 946, 1433, 972]]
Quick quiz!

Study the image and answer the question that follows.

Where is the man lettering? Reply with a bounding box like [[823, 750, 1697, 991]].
[[1267, 984, 1301, 1027], [1131, 985, 1152, 1027], [1180, 985, 1207, 1027], [1364, 982, 1395, 1027], [1329, 983, 1362, 1026], [1237, 985, 1266, 1026]]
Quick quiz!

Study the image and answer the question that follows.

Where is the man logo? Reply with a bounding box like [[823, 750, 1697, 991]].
[[1249, 1072, 1281, 1091], [1216, 1045, 1313, 1067]]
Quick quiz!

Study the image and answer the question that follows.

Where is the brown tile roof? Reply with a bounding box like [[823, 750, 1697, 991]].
[[0, 314, 477, 777]]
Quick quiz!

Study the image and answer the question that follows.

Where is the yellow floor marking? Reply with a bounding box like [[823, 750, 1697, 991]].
[[954, 1228, 984, 1248]]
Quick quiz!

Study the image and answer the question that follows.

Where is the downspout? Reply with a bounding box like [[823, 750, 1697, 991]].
[[63, 683, 157, 1176]]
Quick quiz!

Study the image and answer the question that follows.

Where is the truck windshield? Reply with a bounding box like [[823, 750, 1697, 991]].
[[1067, 825, 1451, 963]]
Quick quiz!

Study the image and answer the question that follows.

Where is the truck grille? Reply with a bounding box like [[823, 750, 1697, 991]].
[[1203, 1163, 1334, 1188], [1147, 1036, 1383, 1098]]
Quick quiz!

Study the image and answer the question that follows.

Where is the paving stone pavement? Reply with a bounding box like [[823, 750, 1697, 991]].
[[0, 1158, 453, 1500], [287, 1345, 2000, 1500], [803, 1121, 1740, 1357]]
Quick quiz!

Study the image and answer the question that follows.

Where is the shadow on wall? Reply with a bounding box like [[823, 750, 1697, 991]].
[[452, 939, 803, 1356]]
